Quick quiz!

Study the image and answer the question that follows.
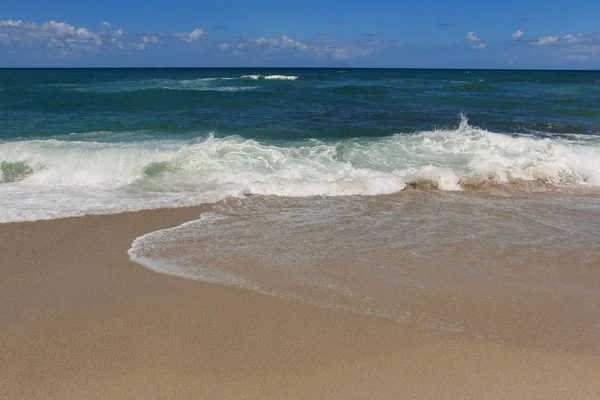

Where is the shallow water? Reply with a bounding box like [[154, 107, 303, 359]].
[[129, 191, 600, 350]]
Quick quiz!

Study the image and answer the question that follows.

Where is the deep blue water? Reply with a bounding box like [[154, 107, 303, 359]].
[[1, 68, 599, 142]]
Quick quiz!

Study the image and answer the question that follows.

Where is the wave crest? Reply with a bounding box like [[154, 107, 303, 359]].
[[241, 75, 299, 80], [1, 117, 600, 221]]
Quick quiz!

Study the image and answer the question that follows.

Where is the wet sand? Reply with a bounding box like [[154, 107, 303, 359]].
[[1, 207, 599, 400]]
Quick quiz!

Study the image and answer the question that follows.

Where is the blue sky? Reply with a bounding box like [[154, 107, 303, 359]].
[[1, 0, 599, 68]]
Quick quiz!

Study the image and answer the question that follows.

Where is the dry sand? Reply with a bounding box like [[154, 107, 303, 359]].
[[1, 207, 599, 400]]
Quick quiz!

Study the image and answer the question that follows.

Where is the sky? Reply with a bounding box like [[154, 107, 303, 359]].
[[1, 0, 599, 68]]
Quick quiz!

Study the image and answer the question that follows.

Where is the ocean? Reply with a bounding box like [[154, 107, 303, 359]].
[[2, 68, 600, 349]]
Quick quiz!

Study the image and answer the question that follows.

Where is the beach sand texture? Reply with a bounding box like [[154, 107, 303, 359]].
[[1, 207, 600, 400]]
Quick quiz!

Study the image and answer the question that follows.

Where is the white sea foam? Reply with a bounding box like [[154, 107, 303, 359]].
[[241, 75, 299, 80], [74, 77, 257, 92], [128, 192, 600, 345], [73, 75, 296, 92], [1, 117, 600, 222], [161, 85, 259, 92]]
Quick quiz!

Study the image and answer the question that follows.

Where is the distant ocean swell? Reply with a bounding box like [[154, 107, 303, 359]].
[[69, 75, 299, 92], [1, 116, 599, 222]]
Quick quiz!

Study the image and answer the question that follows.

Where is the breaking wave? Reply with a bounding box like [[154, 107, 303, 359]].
[[70, 75, 298, 92], [241, 75, 299, 80], [1, 116, 600, 222]]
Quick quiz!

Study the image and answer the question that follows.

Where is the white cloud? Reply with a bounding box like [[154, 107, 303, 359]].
[[97, 21, 128, 50], [282, 35, 309, 49], [532, 35, 559, 45], [135, 35, 161, 51], [0, 19, 140, 55], [466, 32, 480, 42], [40, 21, 79, 37], [472, 43, 486, 49], [512, 30, 524, 41], [563, 34, 583, 42], [255, 37, 279, 47], [189, 28, 206, 41], [176, 28, 207, 42], [0, 20, 27, 27], [141, 35, 160, 44], [530, 34, 586, 46], [0, 19, 378, 64], [230, 33, 373, 63], [24, 21, 103, 52]]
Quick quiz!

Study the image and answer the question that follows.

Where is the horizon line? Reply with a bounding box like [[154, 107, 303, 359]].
[[1, 66, 599, 72]]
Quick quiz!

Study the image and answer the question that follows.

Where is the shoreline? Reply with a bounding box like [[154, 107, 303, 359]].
[[2, 207, 600, 399]]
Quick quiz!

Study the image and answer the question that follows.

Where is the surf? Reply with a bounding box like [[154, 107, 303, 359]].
[[1, 116, 600, 222]]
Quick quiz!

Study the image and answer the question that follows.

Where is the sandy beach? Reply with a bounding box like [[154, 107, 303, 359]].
[[1, 206, 600, 400]]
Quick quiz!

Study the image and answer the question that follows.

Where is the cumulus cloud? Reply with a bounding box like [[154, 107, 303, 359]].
[[135, 34, 161, 51], [533, 35, 559, 45], [0, 19, 143, 55], [141, 35, 160, 44], [0, 19, 378, 64], [466, 31, 480, 42], [36, 21, 98, 42], [19, 21, 104, 53], [472, 43, 486, 49], [230, 33, 374, 63], [531, 34, 584, 46], [254, 37, 279, 49], [512, 30, 524, 40], [98, 22, 128, 51], [255, 38, 277, 45], [175, 28, 207, 42], [0, 20, 32, 27]]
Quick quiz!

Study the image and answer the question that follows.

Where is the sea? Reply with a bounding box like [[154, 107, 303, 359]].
[[2, 68, 600, 349]]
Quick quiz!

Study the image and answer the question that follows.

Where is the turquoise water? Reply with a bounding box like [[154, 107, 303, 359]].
[[4, 68, 600, 347], [2, 68, 599, 141], [1, 68, 600, 221]]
